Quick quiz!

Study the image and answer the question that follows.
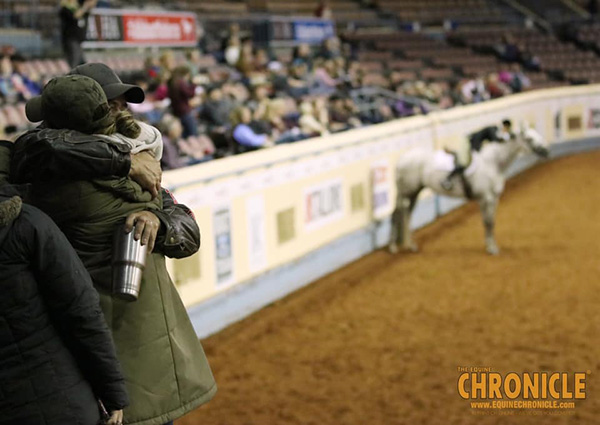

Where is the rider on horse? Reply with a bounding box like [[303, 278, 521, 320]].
[[440, 119, 513, 192]]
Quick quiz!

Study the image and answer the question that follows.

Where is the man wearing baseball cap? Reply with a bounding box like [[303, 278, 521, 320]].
[[25, 62, 146, 123]]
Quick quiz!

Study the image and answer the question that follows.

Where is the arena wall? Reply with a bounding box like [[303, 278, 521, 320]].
[[162, 85, 600, 338]]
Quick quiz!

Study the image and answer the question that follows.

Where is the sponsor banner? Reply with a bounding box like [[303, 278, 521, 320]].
[[304, 178, 344, 230], [246, 196, 268, 274], [588, 108, 600, 129], [270, 17, 335, 45], [213, 205, 234, 287], [293, 19, 335, 44], [84, 8, 197, 48], [371, 159, 391, 220]]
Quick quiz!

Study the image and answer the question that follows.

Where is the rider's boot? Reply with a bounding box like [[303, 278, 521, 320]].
[[441, 166, 464, 191]]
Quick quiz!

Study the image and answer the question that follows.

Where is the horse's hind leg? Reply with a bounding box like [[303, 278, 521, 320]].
[[401, 191, 421, 252], [479, 196, 499, 255], [388, 207, 402, 254]]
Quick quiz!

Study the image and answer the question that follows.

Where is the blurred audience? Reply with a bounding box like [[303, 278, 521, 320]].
[[230, 105, 274, 152], [167, 65, 200, 137], [1, 26, 560, 167]]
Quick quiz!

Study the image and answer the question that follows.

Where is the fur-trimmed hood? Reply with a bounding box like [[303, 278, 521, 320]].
[[0, 195, 22, 227]]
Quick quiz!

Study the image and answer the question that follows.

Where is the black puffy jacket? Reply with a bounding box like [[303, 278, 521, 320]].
[[0, 189, 129, 425]]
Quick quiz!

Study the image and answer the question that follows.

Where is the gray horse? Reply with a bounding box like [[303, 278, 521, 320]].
[[389, 124, 549, 255]]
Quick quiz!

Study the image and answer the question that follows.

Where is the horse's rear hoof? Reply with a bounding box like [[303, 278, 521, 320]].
[[404, 242, 419, 253], [486, 245, 500, 256], [388, 244, 399, 255]]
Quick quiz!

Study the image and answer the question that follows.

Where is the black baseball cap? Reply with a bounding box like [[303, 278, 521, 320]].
[[26, 63, 145, 123], [69, 62, 145, 103], [25, 75, 113, 134]]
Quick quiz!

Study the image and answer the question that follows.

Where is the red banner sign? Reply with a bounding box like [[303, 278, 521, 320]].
[[84, 9, 198, 48], [122, 13, 197, 44]]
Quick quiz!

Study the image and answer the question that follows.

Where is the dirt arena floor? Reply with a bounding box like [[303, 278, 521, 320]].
[[177, 150, 600, 425]]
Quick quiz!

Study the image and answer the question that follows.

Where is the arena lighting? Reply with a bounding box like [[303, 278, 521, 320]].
[[457, 372, 587, 399]]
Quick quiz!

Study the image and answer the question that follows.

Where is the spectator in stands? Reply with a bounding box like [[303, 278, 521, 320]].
[[159, 113, 214, 167], [201, 85, 235, 151], [292, 43, 314, 69], [363, 102, 395, 124], [313, 59, 342, 94], [496, 34, 521, 63], [127, 73, 166, 124], [144, 56, 161, 81], [517, 44, 541, 71], [329, 93, 361, 131], [59, 0, 97, 68], [236, 38, 255, 77], [314, 96, 330, 129], [151, 70, 170, 102], [314, 0, 333, 19], [195, 22, 207, 54], [460, 75, 489, 103], [0, 186, 128, 425], [267, 98, 304, 143], [318, 37, 341, 60], [269, 61, 290, 95], [299, 100, 329, 137], [168, 65, 201, 137], [178, 134, 215, 164], [224, 36, 242, 67], [202, 85, 235, 132], [158, 50, 177, 81], [436, 82, 456, 109], [10, 54, 41, 99], [486, 73, 511, 99], [186, 49, 204, 78], [286, 59, 312, 98], [230, 105, 274, 151], [509, 63, 531, 92], [254, 49, 271, 73], [158, 113, 187, 170], [247, 83, 270, 121], [221, 23, 241, 62], [0, 54, 19, 104], [223, 79, 250, 103]]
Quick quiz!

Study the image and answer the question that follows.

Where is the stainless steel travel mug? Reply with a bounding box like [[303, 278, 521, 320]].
[[111, 225, 147, 301]]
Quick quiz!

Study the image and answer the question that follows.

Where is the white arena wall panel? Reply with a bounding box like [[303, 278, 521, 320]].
[[161, 85, 600, 338]]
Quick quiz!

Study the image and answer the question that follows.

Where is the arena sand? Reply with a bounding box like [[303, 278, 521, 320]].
[[177, 151, 600, 425]]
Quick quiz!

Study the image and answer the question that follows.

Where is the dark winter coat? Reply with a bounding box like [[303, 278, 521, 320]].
[[0, 190, 128, 425]]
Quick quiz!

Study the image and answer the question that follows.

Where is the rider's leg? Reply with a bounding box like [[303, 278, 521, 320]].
[[441, 146, 469, 190]]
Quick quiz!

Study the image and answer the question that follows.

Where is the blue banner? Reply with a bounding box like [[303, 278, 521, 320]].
[[293, 19, 335, 43]]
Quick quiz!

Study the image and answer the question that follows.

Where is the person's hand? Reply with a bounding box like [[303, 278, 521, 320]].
[[124, 211, 161, 252], [105, 409, 123, 425], [129, 151, 161, 199]]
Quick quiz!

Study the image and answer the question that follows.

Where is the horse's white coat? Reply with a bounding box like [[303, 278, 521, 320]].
[[389, 125, 549, 255]]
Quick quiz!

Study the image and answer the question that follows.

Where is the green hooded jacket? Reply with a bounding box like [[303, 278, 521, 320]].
[[29, 176, 216, 425]]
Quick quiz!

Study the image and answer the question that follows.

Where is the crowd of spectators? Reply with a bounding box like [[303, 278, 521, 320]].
[[1, 27, 541, 169]]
